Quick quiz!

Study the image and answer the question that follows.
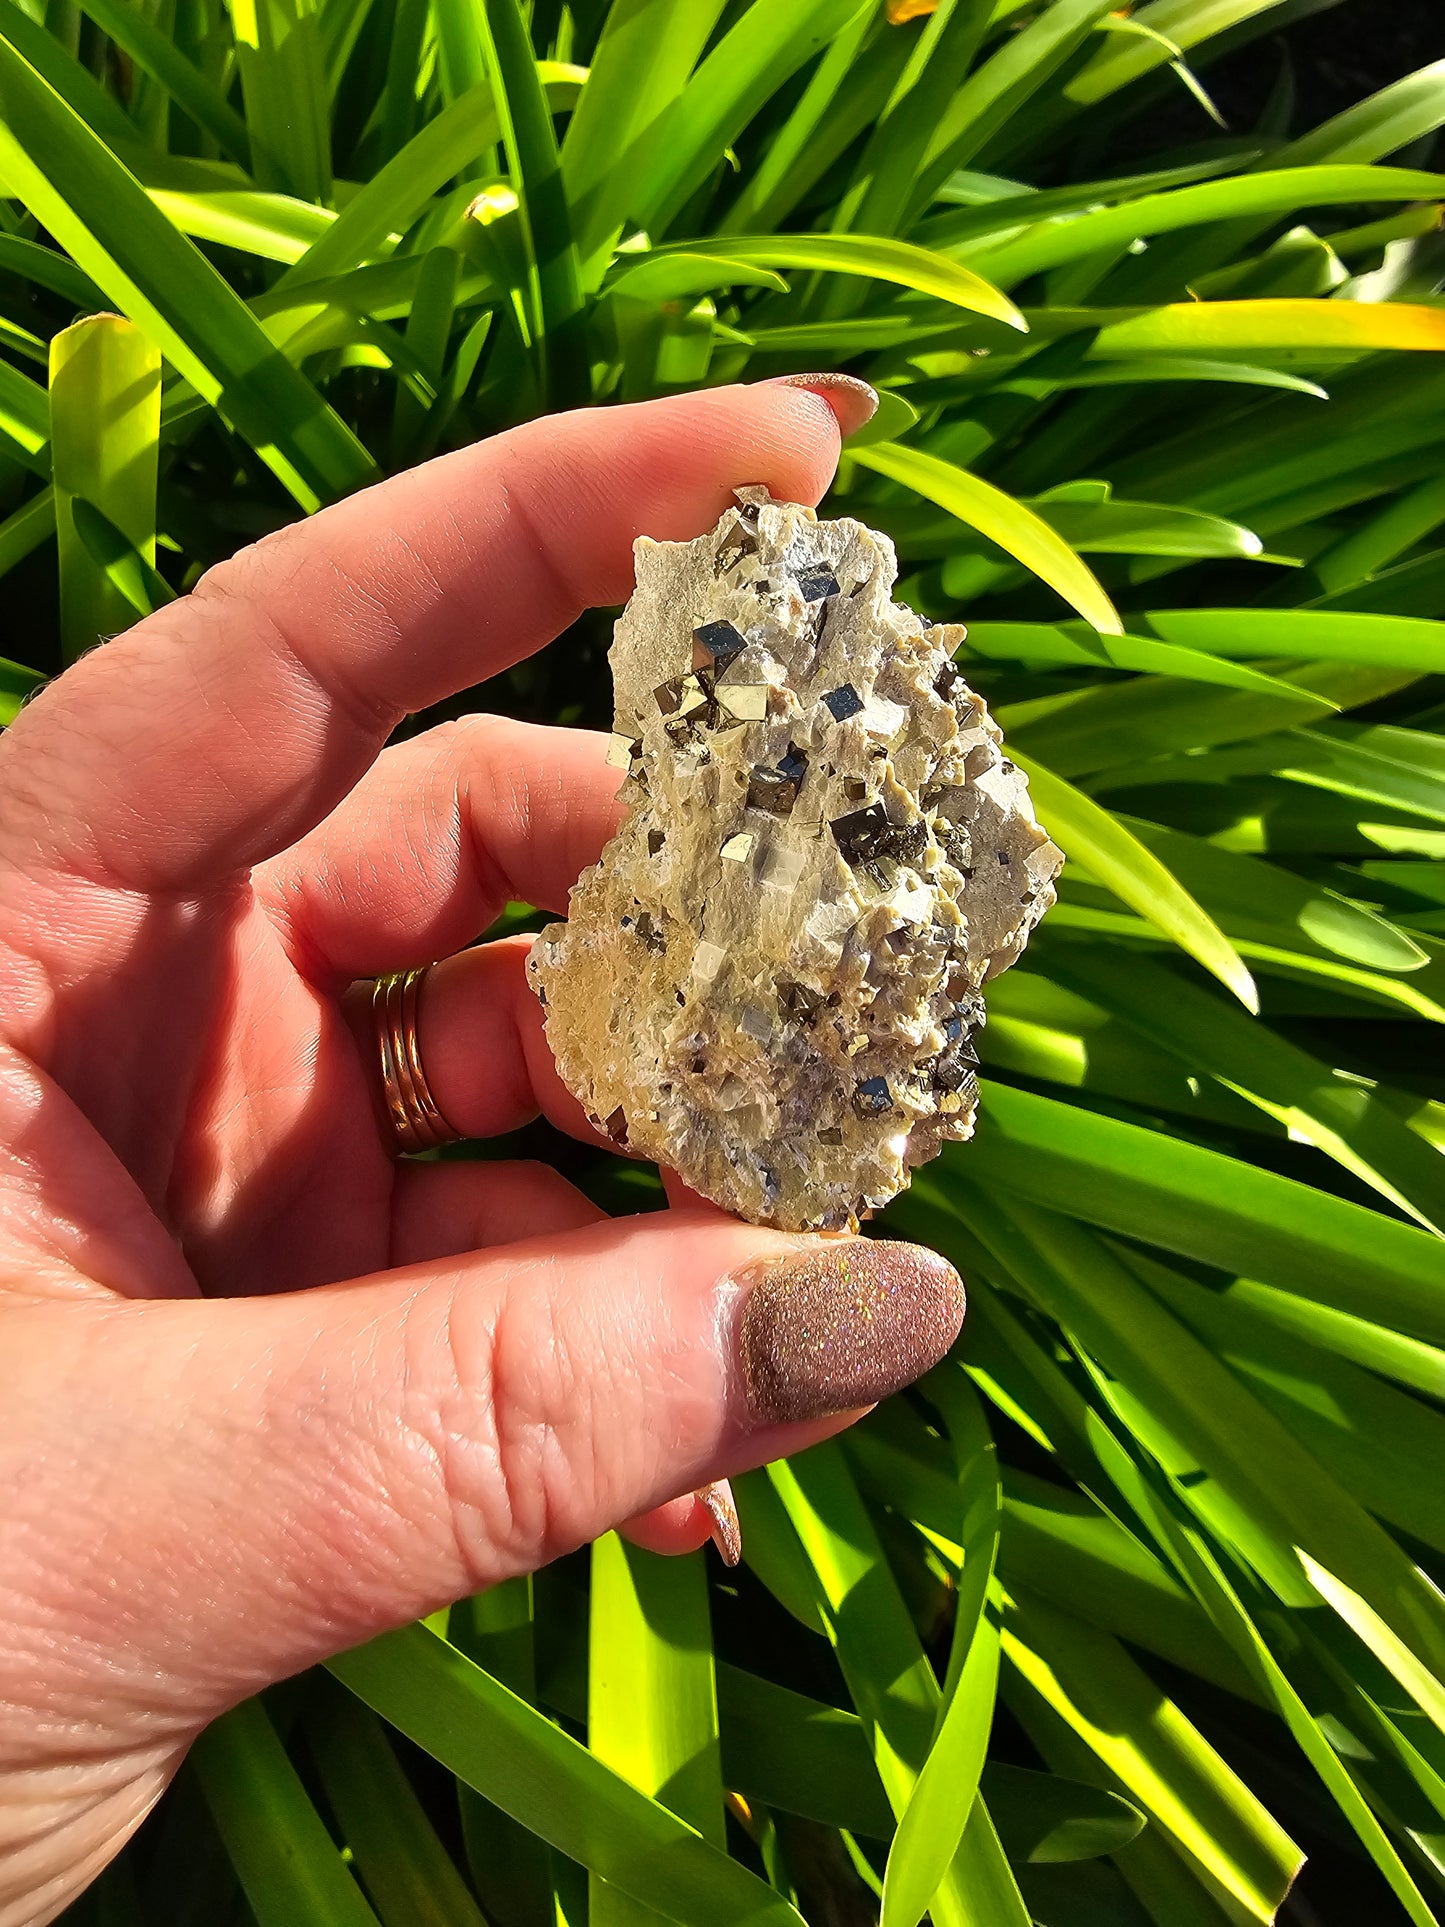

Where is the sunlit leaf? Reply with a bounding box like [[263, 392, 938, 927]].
[[48, 314, 160, 661], [851, 440, 1122, 633]]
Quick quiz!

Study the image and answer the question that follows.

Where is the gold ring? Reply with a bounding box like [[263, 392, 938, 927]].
[[371, 967, 461, 1154]]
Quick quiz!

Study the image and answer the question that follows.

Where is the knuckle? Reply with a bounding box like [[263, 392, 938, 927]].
[[421, 1268, 629, 1584]]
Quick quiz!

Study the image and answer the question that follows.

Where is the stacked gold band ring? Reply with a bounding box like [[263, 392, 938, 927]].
[[371, 967, 461, 1154]]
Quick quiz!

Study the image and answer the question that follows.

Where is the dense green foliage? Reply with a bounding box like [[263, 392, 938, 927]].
[[3, 0, 1444, 1922]]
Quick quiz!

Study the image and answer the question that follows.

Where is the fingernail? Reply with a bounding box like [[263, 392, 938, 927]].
[[736, 1240, 965, 1424], [696, 1480, 742, 1568], [773, 372, 879, 436]]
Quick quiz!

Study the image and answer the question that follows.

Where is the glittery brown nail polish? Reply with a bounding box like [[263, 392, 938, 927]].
[[737, 1240, 965, 1424], [772, 372, 879, 434], [696, 1480, 742, 1567]]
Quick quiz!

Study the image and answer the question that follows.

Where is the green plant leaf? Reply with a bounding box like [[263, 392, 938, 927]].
[[881, 1376, 1004, 1927], [1078, 298, 1445, 356], [917, 0, 1120, 194], [1001, 1586, 1300, 1925], [771, 1440, 1030, 1927], [561, 0, 726, 273], [0, 355, 50, 472], [960, 1081, 1445, 1344], [1140, 608, 1445, 673], [1010, 751, 1258, 1006], [147, 186, 334, 262], [192, 1701, 383, 1927], [48, 314, 160, 662], [448, 1579, 558, 1927], [1045, 946, 1445, 1229], [631, 0, 865, 238], [0, 20, 377, 508], [590, 1537, 724, 1925], [963, 620, 1323, 698], [1276, 56, 1445, 167], [1223, 1278, 1445, 1404], [1131, 1252, 1445, 1557], [1093, 1434, 1438, 1927], [0, 639, 43, 722], [851, 440, 1121, 633], [1028, 492, 1263, 561], [328, 1625, 805, 1927], [0, 0, 136, 147], [985, 1763, 1145, 1866], [75, 0, 253, 166], [956, 1190, 1445, 1741], [715, 1663, 893, 1838], [70, 497, 174, 622], [0, 232, 107, 309], [604, 255, 788, 303], [968, 168, 1445, 288], [657, 232, 1025, 330], [282, 66, 584, 293], [0, 486, 54, 592], [1107, 813, 1438, 973], [473, 0, 585, 404], [230, 0, 331, 202], [307, 1682, 490, 1927], [1063, 0, 1294, 106]]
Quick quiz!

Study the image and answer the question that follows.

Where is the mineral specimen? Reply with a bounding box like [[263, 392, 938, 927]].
[[527, 487, 1063, 1232]]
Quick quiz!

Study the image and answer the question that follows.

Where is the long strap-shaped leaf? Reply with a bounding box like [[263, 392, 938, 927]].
[[472, 0, 586, 407], [1000, 1584, 1300, 1924], [280, 67, 585, 291], [0, 0, 134, 145], [1080, 1401, 1436, 1927], [562, 0, 727, 274], [833, 0, 992, 243], [0, 26, 376, 509], [1011, 750, 1258, 1008], [650, 232, 1024, 330], [193, 1700, 384, 1927], [49, 315, 161, 663], [912, 0, 1118, 205], [880, 1376, 1004, 1927], [960, 1081, 1445, 1348], [631, 0, 865, 239], [0, 355, 49, 473], [329, 1623, 805, 1927], [230, 0, 332, 203], [849, 440, 1120, 634], [966, 1193, 1445, 1690], [307, 1684, 491, 1927], [590, 1539, 724, 1927], [963, 165, 1445, 289], [1045, 946, 1445, 1231], [74, 0, 253, 167], [1142, 607, 1445, 673], [771, 1441, 1030, 1927]]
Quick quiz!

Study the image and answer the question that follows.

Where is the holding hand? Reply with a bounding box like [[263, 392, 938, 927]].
[[0, 380, 964, 1926]]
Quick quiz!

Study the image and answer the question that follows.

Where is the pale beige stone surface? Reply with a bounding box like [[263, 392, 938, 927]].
[[528, 489, 1063, 1231]]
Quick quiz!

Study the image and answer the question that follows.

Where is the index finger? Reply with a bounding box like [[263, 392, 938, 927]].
[[0, 378, 866, 894]]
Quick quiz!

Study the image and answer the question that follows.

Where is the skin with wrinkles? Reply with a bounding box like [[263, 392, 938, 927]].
[[0, 381, 967, 1927]]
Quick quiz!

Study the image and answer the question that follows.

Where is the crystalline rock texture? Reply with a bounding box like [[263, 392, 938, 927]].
[[528, 488, 1063, 1232]]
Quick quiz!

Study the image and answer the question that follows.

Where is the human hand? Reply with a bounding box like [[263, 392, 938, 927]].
[[0, 380, 965, 1926]]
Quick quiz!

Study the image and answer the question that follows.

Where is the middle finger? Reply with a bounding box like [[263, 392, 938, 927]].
[[258, 714, 622, 986]]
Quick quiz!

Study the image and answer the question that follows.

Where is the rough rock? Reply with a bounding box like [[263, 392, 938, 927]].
[[527, 487, 1063, 1231]]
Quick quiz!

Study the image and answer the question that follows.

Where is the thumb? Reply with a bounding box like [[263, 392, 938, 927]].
[[14, 1213, 964, 1725]]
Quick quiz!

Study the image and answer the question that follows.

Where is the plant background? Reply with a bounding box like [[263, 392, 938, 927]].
[[1, 0, 1444, 1923]]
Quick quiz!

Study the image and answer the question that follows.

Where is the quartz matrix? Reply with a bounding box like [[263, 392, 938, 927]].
[[528, 488, 1063, 1231]]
